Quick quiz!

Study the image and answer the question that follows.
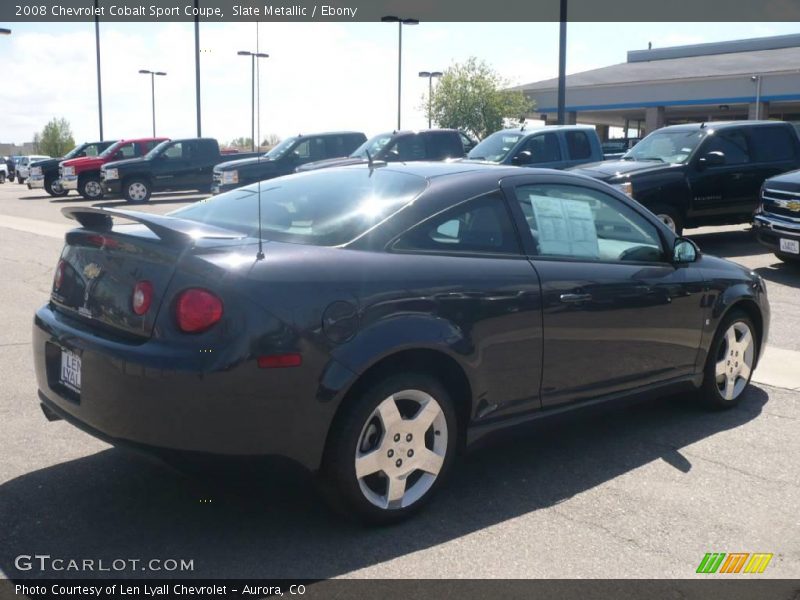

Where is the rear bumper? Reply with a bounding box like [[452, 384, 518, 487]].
[[33, 303, 341, 471], [753, 214, 800, 255]]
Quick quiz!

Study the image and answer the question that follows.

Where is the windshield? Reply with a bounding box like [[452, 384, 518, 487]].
[[623, 130, 705, 164], [64, 144, 89, 160], [171, 168, 427, 246], [264, 137, 298, 160], [99, 142, 125, 159], [467, 130, 524, 162], [351, 133, 394, 159]]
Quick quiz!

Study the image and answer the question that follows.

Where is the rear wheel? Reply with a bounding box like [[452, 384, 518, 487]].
[[45, 176, 67, 197], [123, 178, 151, 204], [649, 204, 683, 235], [322, 372, 457, 524], [700, 311, 757, 409], [79, 176, 104, 200]]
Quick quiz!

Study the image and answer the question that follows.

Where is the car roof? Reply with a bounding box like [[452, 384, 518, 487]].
[[658, 120, 786, 133], [337, 160, 524, 180]]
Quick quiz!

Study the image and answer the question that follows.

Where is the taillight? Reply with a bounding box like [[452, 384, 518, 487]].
[[53, 260, 65, 290], [132, 281, 153, 316], [175, 288, 223, 333]]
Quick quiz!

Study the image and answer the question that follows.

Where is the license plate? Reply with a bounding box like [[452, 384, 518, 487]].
[[779, 238, 800, 254], [60, 350, 81, 393]]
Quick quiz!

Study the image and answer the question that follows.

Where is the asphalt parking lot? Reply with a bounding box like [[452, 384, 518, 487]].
[[0, 181, 798, 580]]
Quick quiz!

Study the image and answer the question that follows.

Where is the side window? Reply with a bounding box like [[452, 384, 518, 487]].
[[425, 133, 464, 159], [393, 194, 521, 255], [522, 133, 562, 163], [163, 143, 184, 160], [565, 131, 592, 160], [388, 135, 426, 161], [702, 129, 750, 165], [459, 132, 474, 152], [749, 126, 797, 162], [118, 143, 137, 158], [514, 183, 664, 263], [325, 136, 347, 157]]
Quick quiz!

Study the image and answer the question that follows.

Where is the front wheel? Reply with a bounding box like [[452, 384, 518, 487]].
[[79, 176, 104, 200], [45, 176, 68, 197], [649, 204, 684, 236], [17, 176, 26, 185], [700, 311, 757, 409], [123, 179, 151, 204], [322, 372, 458, 524]]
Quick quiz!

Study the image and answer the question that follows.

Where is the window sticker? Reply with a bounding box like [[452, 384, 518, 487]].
[[530, 194, 599, 258]]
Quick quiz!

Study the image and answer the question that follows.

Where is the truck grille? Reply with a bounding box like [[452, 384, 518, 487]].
[[762, 188, 800, 222], [213, 171, 223, 185]]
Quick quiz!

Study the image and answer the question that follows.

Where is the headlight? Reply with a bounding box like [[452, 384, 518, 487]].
[[104, 168, 119, 180], [30, 166, 42, 177], [221, 170, 238, 185], [62, 166, 75, 177], [613, 181, 633, 197]]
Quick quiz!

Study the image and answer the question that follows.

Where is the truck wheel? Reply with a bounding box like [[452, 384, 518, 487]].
[[45, 177, 68, 197], [124, 179, 152, 204], [17, 176, 26, 184], [79, 176, 104, 200], [0, 172, 5, 184], [649, 204, 683, 235]]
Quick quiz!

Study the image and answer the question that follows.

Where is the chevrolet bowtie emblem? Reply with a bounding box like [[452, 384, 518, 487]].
[[83, 263, 102, 279], [786, 200, 800, 212]]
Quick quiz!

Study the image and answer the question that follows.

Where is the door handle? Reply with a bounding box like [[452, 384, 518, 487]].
[[560, 293, 592, 303]]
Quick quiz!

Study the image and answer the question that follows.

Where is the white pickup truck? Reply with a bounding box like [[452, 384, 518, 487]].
[[15, 155, 50, 184], [0, 161, 7, 183]]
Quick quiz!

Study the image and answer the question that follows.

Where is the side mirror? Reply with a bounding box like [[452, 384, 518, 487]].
[[697, 150, 725, 169], [673, 237, 699, 263], [512, 150, 533, 166]]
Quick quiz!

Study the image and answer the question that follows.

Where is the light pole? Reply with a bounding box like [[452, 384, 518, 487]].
[[194, 0, 201, 136], [381, 15, 419, 130], [94, 0, 104, 140], [138, 70, 167, 137], [751, 75, 763, 120], [418, 71, 442, 129], [238, 51, 269, 152], [557, 0, 567, 125]]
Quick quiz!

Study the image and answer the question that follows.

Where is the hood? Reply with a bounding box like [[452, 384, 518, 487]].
[[569, 159, 680, 181], [215, 156, 274, 171], [103, 157, 147, 170], [31, 157, 63, 170], [61, 155, 106, 169], [296, 157, 366, 172], [762, 168, 800, 188]]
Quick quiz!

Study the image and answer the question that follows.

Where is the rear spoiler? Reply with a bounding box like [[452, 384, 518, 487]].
[[61, 206, 245, 245]]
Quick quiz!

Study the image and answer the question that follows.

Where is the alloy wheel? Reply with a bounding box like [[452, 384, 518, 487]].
[[85, 180, 102, 198], [128, 182, 148, 202], [657, 213, 677, 232], [715, 321, 754, 401], [354, 389, 448, 510]]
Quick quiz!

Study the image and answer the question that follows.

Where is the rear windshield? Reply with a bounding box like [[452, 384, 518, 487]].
[[171, 168, 427, 246]]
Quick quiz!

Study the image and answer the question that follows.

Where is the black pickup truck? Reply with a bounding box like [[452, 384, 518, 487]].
[[28, 141, 116, 196], [101, 138, 260, 203], [212, 131, 366, 194], [570, 121, 800, 234]]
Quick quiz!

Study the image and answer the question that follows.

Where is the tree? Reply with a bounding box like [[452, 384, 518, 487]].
[[35, 118, 75, 157], [260, 133, 281, 149], [426, 57, 535, 140], [227, 137, 254, 150]]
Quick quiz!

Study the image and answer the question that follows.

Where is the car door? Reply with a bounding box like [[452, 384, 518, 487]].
[[152, 141, 193, 189], [516, 132, 565, 169], [501, 174, 706, 408], [390, 192, 544, 419], [689, 127, 757, 217]]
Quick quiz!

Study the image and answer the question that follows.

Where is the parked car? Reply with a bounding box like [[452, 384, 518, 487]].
[[60, 137, 168, 200], [570, 121, 800, 234], [34, 162, 768, 524], [753, 171, 800, 263], [15, 155, 50, 183], [101, 138, 261, 203], [295, 130, 466, 176], [28, 141, 117, 197], [0, 158, 8, 183], [601, 137, 640, 160], [212, 131, 366, 194], [465, 125, 604, 169]]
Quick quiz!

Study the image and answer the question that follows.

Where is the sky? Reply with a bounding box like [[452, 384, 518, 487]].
[[0, 21, 799, 145]]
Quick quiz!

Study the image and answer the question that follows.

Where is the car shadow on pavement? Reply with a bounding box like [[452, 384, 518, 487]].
[[0, 386, 768, 579], [755, 262, 800, 287]]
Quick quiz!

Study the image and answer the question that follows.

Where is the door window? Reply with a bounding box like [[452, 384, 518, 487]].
[[521, 133, 562, 163], [701, 129, 750, 165], [749, 126, 797, 162], [514, 183, 664, 262], [425, 132, 464, 159], [387, 135, 427, 161], [118, 143, 137, 158], [163, 143, 184, 160], [564, 131, 592, 159], [393, 194, 521, 255]]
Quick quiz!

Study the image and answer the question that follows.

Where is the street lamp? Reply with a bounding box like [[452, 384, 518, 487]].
[[418, 71, 442, 129], [238, 51, 269, 152], [138, 69, 167, 137], [382, 15, 419, 130], [751, 75, 763, 120]]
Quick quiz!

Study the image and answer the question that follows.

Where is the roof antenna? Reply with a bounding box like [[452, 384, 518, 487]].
[[366, 149, 374, 169], [255, 22, 265, 260]]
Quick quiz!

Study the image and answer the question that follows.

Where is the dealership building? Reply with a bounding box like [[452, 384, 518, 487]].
[[516, 33, 800, 139]]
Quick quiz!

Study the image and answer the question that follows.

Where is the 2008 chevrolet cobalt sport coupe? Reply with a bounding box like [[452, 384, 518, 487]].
[[33, 162, 769, 523]]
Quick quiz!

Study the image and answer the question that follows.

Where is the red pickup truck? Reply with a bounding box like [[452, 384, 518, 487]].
[[59, 137, 168, 200]]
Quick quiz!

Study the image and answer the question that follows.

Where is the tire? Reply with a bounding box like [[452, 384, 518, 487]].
[[79, 176, 104, 200], [123, 178, 151, 204], [322, 372, 458, 524], [0, 173, 5, 184], [45, 176, 68, 197], [775, 253, 800, 265], [699, 310, 757, 409], [649, 204, 684, 235], [17, 176, 25, 185]]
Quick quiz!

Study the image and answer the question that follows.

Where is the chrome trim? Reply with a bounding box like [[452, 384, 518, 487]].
[[755, 214, 800, 232], [763, 187, 800, 198]]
